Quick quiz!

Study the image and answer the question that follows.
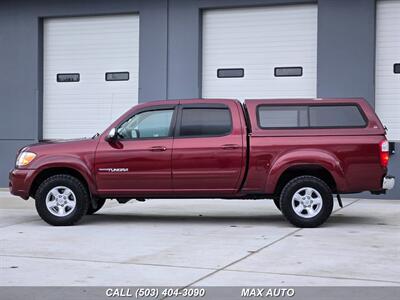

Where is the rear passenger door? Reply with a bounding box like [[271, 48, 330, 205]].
[[171, 103, 244, 195]]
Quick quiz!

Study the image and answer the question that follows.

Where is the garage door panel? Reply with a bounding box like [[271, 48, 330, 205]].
[[376, 0, 400, 141], [43, 14, 139, 139], [202, 4, 317, 100], [44, 93, 135, 138]]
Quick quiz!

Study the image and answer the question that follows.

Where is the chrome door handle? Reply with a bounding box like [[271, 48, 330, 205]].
[[149, 146, 167, 152], [221, 144, 240, 150]]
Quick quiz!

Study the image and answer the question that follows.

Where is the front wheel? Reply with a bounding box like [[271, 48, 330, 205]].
[[35, 174, 89, 226], [280, 176, 333, 228]]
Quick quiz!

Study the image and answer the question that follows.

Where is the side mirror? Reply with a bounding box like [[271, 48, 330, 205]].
[[105, 128, 117, 142]]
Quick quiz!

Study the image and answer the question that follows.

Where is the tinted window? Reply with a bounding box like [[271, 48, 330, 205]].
[[106, 72, 129, 81], [217, 68, 244, 78], [309, 105, 366, 127], [258, 106, 308, 128], [258, 105, 366, 129], [179, 108, 232, 137], [274, 67, 303, 77], [117, 109, 174, 139]]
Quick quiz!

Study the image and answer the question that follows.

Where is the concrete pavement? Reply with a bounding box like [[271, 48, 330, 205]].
[[0, 190, 399, 286]]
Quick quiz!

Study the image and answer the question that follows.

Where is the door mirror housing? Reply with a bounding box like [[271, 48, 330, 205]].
[[105, 128, 117, 142]]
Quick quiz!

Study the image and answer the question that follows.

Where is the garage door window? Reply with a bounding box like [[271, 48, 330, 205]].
[[394, 64, 400, 74], [57, 73, 80, 82], [217, 68, 244, 78], [179, 108, 232, 137], [106, 72, 130, 81], [274, 67, 303, 77]]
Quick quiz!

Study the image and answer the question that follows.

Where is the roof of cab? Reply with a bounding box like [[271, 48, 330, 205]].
[[136, 98, 240, 107]]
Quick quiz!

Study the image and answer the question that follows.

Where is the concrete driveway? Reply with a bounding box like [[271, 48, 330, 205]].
[[0, 189, 399, 286]]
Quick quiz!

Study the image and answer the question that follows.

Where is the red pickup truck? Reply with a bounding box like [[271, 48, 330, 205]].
[[9, 98, 395, 227]]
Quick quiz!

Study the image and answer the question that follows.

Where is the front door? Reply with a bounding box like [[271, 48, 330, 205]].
[[95, 106, 176, 196]]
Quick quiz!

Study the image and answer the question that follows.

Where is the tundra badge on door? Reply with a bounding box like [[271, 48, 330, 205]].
[[98, 168, 129, 173]]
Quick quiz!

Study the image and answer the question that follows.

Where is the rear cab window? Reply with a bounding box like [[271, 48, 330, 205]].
[[257, 104, 367, 129], [178, 106, 232, 137]]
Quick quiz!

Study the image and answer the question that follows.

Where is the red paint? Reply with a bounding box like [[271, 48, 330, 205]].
[[9, 98, 390, 200]]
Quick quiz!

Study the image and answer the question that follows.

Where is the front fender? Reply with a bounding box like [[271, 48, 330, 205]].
[[264, 149, 346, 194], [28, 155, 97, 196]]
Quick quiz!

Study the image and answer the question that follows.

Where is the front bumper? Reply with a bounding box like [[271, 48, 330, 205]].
[[9, 168, 33, 200], [382, 175, 395, 190]]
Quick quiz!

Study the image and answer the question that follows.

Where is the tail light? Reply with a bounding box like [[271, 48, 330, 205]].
[[380, 140, 389, 168]]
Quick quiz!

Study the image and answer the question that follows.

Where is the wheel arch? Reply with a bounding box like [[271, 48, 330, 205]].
[[264, 148, 346, 195], [273, 164, 338, 197], [30, 167, 93, 198]]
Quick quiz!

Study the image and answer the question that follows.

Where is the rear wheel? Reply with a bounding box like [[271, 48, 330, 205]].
[[280, 176, 333, 228], [35, 174, 89, 226], [87, 198, 106, 215]]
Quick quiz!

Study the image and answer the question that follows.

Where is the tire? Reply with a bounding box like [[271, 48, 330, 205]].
[[35, 174, 89, 226], [273, 197, 281, 210], [87, 198, 106, 215], [280, 176, 333, 228]]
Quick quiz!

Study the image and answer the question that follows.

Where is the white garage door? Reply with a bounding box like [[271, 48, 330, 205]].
[[202, 4, 318, 101], [43, 14, 139, 139], [376, 0, 400, 141]]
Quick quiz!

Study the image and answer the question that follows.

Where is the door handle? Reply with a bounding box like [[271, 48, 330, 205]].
[[149, 146, 167, 152], [221, 144, 240, 150]]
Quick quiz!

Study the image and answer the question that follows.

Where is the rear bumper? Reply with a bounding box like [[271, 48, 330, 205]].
[[9, 169, 33, 200], [382, 175, 395, 190]]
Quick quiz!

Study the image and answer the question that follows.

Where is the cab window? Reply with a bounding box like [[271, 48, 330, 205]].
[[178, 108, 232, 137], [117, 109, 174, 139]]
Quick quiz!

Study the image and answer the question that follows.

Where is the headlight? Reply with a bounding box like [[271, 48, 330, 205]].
[[16, 152, 37, 167]]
